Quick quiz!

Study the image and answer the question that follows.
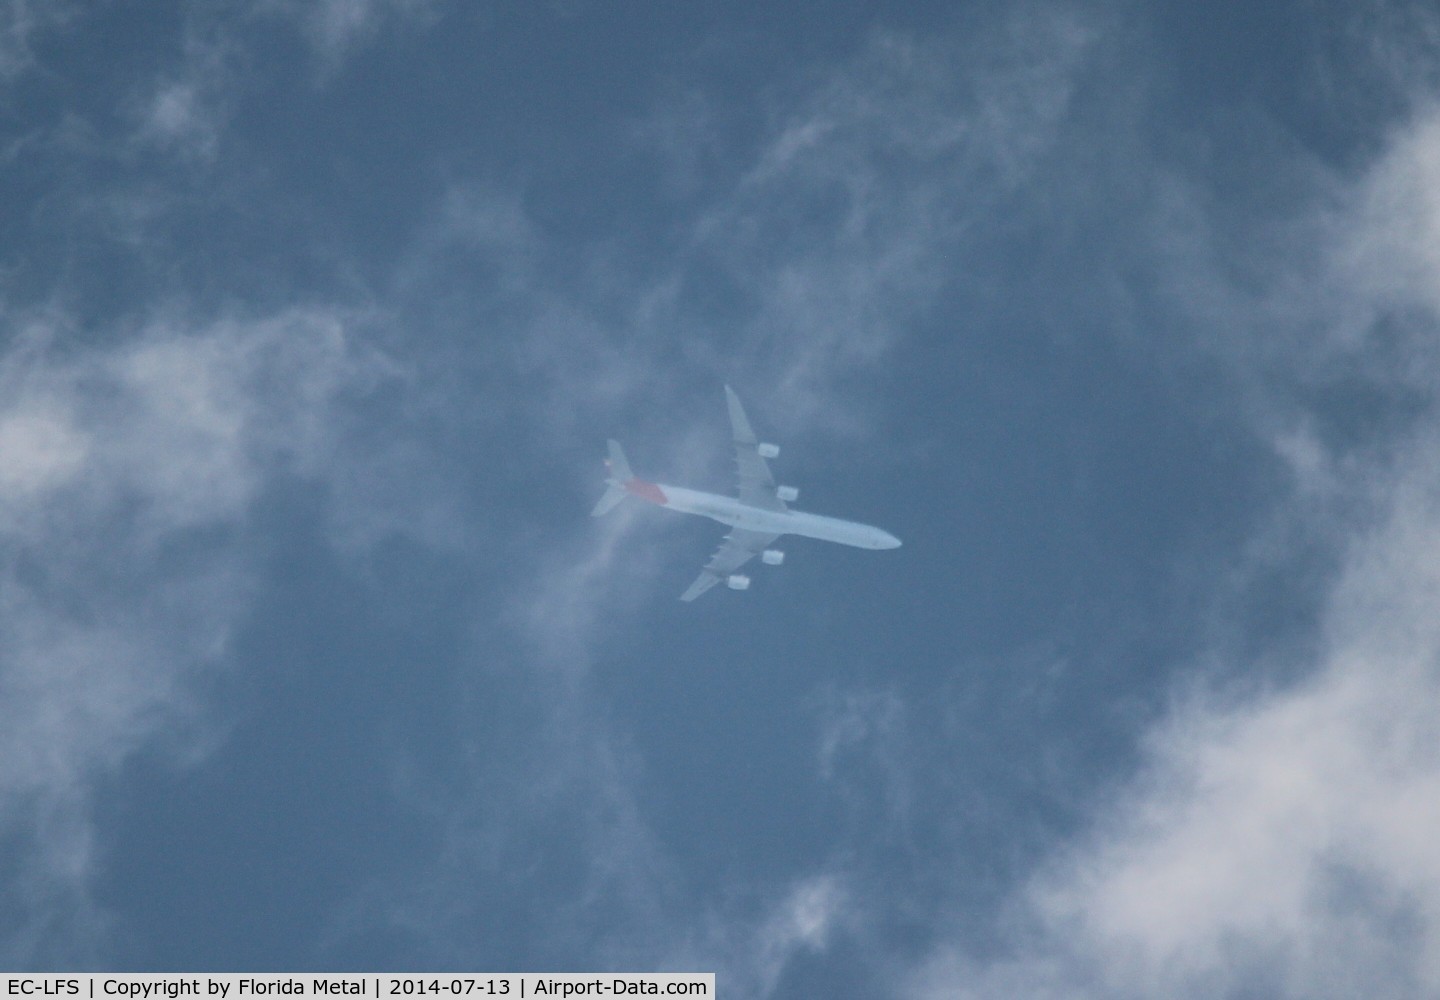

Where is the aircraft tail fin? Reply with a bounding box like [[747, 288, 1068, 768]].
[[605, 439, 633, 482], [590, 440, 633, 517]]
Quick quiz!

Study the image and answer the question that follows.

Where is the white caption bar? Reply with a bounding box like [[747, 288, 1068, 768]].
[[0, 976, 714, 1000]]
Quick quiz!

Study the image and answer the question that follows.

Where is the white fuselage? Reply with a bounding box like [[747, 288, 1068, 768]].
[[645, 483, 901, 549]]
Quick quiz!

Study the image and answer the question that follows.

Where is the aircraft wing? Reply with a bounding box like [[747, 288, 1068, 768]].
[[680, 527, 781, 601], [725, 385, 787, 512]]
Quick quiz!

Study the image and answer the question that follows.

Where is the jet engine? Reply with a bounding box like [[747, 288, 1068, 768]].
[[757, 442, 780, 459], [727, 574, 751, 590], [776, 485, 799, 502], [762, 549, 785, 566]]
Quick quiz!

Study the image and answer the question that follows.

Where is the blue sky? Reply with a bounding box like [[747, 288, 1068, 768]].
[[6, 0, 1440, 995]]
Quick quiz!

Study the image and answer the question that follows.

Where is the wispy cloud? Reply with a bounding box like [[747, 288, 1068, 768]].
[[255, 0, 441, 72], [133, 70, 229, 163], [123, 1, 442, 162], [0, 0, 78, 79], [663, 874, 852, 999], [669, 10, 1097, 431]]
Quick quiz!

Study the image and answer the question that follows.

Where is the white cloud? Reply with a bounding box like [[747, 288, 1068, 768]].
[[0, 304, 393, 963], [747, 875, 851, 995], [648, 873, 852, 1000], [1351, 110, 1440, 327], [905, 96, 1440, 1000], [912, 439, 1440, 999], [0, 410, 87, 499]]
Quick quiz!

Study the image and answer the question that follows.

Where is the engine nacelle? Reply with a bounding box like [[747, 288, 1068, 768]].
[[727, 574, 752, 591], [757, 442, 780, 459], [762, 549, 785, 566], [776, 485, 799, 503]]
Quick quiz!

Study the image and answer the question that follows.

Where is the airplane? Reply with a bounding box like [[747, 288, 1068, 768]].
[[591, 385, 901, 600]]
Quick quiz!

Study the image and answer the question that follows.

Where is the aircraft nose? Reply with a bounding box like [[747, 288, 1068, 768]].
[[878, 531, 902, 549]]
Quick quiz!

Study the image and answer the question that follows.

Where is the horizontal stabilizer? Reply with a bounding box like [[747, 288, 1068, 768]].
[[591, 485, 626, 517], [592, 439, 635, 516]]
